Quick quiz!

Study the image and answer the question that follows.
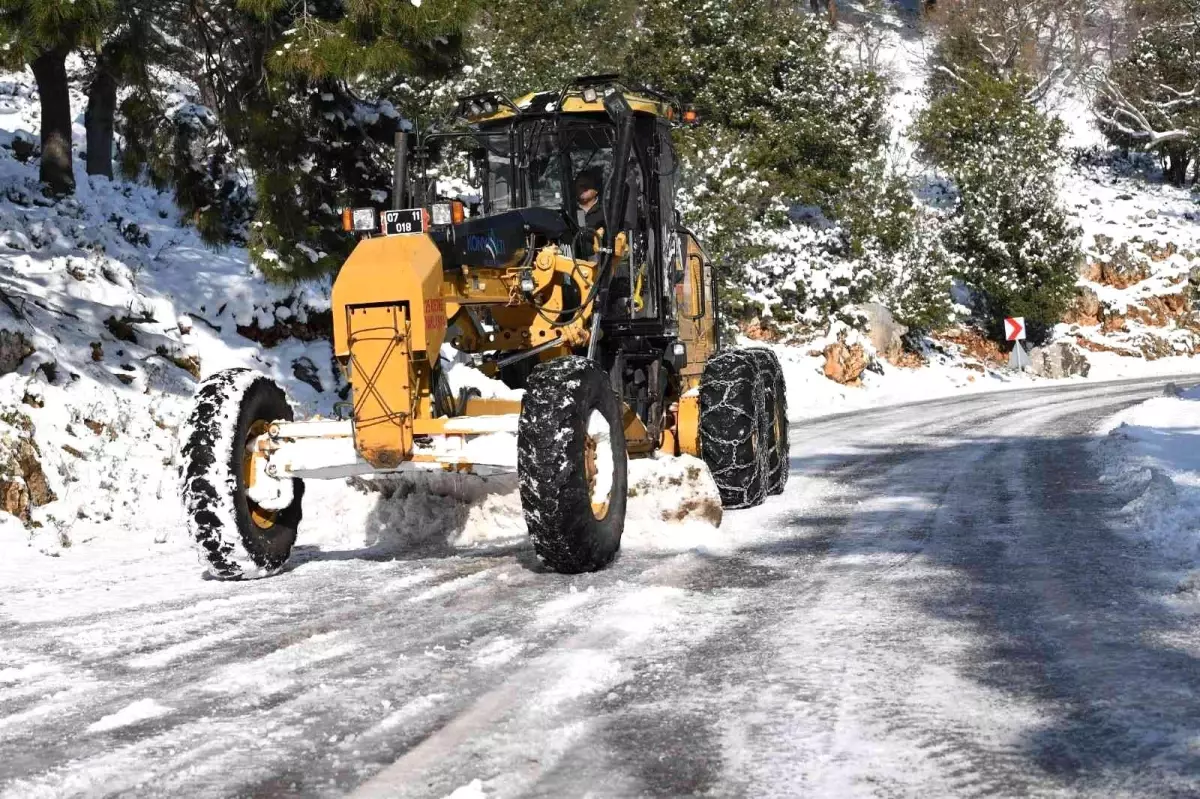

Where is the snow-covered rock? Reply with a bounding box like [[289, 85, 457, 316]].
[[1029, 342, 1091, 379], [848, 302, 907, 364]]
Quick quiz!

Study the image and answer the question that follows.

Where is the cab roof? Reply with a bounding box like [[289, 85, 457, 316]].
[[455, 78, 683, 127]]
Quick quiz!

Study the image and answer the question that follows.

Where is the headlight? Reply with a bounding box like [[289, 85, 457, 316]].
[[351, 207, 377, 231], [431, 203, 453, 227]]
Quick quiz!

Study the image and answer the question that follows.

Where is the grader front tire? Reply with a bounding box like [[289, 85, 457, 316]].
[[179, 369, 304, 580], [518, 356, 628, 573]]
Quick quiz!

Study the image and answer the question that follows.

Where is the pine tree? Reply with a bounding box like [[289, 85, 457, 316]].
[[229, 0, 478, 279], [625, 0, 887, 325], [915, 71, 1080, 341], [470, 0, 633, 97], [0, 0, 113, 195], [629, 1, 885, 212], [84, 0, 168, 178]]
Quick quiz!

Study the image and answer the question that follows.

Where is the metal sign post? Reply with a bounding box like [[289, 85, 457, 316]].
[[1004, 316, 1030, 371], [1009, 341, 1032, 370]]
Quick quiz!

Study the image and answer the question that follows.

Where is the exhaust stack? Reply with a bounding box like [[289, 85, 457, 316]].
[[393, 131, 409, 210]]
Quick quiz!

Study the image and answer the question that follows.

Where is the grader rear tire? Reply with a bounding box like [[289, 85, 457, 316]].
[[518, 356, 628, 573], [699, 349, 768, 509], [179, 369, 304, 580], [748, 348, 789, 495]]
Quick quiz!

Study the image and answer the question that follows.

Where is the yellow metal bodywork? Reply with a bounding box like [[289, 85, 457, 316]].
[[332, 226, 717, 469], [468, 91, 676, 126], [676, 234, 716, 393], [677, 393, 701, 457], [333, 235, 448, 468], [329, 88, 719, 473], [333, 234, 447, 361], [445, 245, 601, 353], [331, 234, 606, 468]]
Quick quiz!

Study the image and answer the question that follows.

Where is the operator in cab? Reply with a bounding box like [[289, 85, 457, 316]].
[[574, 168, 606, 258]]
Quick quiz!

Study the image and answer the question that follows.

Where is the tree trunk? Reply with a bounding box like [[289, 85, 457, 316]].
[[827, 0, 838, 24], [1164, 145, 1191, 187], [85, 60, 117, 178], [29, 46, 75, 197]]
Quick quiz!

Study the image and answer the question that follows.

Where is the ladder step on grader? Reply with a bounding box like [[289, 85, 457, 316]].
[[178, 76, 789, 579]]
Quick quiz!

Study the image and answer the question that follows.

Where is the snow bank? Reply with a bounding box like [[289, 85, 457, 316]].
[[762, 327, 1200, 423], [1094, 383, 1200, 589], [0, 67, 338, 556]]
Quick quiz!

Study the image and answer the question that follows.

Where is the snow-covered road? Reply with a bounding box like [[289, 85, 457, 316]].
[[4, 376, 1200, 798]]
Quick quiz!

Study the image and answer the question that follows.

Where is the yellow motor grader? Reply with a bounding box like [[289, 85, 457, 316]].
[[179, 76, 788, 579]]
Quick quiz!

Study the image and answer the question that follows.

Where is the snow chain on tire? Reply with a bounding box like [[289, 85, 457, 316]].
[[699, 349, 769, 509], [518, 356, 628, 573], [747, 348, 789, 495], [179, 368, 304, 579]]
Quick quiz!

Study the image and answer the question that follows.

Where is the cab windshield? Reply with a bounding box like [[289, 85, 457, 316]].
[[521, 118, 616, 215], [421, 117, 617, 219]]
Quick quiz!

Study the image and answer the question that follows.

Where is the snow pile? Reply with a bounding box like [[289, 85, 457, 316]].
[[1094, 383, 1200, 589], [623, 453, 727, 553], [439, 343, 523, 401], [442, 779, 487, 799], [331, 472, 528, 555], [86, 698, 173, 733], [0, 62, 349, 561], [305, 451, 725, 563]]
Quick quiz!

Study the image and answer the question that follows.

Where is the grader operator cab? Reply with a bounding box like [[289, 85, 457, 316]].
[[179, 76, 789, 579]]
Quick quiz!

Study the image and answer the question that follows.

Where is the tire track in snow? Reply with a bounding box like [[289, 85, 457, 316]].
[[696, 382, 1188, 798], [803, 384, 1191, 799], [538, 392, 1032, 797], [347, 383, 1180, 797]]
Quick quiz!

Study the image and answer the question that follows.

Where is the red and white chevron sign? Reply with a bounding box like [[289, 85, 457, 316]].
[[1004, 317, 1026, 342]]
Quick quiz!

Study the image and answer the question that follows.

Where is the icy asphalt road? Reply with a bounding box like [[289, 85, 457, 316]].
[[4, 376, 1200, 799]]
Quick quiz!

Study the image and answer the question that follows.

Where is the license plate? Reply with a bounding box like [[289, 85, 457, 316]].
[[381, 209, 425, 236]]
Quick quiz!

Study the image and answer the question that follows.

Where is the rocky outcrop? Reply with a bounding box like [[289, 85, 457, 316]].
[[1125, 293, 1190, 327], [1029, 342, 1091, 378], [10, 131, 37, 163], [236, 309, 332, 348], [1064, 286, 1102, 326], [1098, 256, 1151, 289], [823, 336, 869, 385], [849, 303, 907, 364], [292, 356, 324, 393], [936, 327, 1007, 368], [1083, 241, 1152, 289], [0, 416, 55, 522], [0, 329, 33, 375], [1136, 335, 1177, 361]]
